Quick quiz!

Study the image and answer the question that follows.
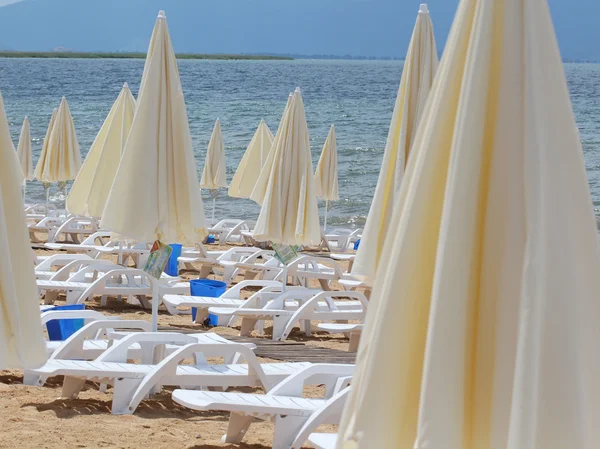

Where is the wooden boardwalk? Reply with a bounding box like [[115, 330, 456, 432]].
[[159, 327, 356, 364]]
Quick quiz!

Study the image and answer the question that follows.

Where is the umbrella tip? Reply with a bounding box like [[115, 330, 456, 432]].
[[123, 82, 129, 88], [158, 10, 166, 18], [294, 87, 302, 94], [419, 4, 429, 13]]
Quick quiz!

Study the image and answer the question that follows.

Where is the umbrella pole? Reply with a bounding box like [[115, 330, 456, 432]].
[[212, 197, 216, 225], [118, 241, 123, 265], [23, 182, 26, 204], [45, 186, 50, 215], [324, 200, 329, 231]]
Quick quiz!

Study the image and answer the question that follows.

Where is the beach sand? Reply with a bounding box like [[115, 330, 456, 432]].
[[0, 243, 356, 448]]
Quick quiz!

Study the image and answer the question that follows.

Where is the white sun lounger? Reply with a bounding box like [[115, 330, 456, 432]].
[[29, 314, 256, 386], [307, 433, 338, 449], [208, 219, 252, 244], [226, 290, 368, 341], [34, 253, 94, 280], [37, 263, 188, 306], [29, 332, 313, 414], [172, 364, 353, 449], [162, 280, 283, 318]]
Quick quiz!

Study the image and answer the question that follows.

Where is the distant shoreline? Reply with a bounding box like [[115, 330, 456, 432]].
[[0, 51, 293, 60]]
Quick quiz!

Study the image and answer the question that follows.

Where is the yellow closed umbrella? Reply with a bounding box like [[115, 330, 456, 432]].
[[200, 118, 227, 223], [352, 4, 438, 281], [314, 124, 339, 230], [250, 88, 320, 246], [16, 116, 33, 185], [0, 91, 46, 369], [34, 97, 82, 209], [228, 119, 274, 199], [100, 11, 207, 330], [67, 83, 136, 218], [337, 0, 600, 448]]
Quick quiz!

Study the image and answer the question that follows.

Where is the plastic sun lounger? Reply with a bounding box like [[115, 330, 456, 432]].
[[317, 323, 364, 352], [208, 219, 252, 244], [37, 262, 188, 306], [162, 280, 283, 318], [29, 332, 313, 415], [307, 433, 338, 449], [172, 364, 353, 449], [34, 253, 94, 280], [27, 314, 257, 386], [227, 290, 368, 341]]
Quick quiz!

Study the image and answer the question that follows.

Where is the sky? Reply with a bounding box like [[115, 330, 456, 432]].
[[0, 0, 598, 60]]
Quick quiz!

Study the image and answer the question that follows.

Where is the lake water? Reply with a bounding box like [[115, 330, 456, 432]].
[[2, 58, 600, 227]]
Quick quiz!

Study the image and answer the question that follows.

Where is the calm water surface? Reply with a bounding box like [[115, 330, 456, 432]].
[[1, 58, 600, 226]]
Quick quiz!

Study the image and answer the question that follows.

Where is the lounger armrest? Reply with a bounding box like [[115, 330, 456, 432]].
[[268, 364, 355, 397]]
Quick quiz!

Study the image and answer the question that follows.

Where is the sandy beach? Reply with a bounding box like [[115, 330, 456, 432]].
[[0, 244, 354, 449]]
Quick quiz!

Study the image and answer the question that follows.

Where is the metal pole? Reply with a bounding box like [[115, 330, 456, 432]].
[[212, 197, 216, 225], [324, 200, 329, 231]]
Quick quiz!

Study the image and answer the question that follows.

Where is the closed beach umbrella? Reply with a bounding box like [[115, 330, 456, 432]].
[[200, 118, 227, 223], [67, 83, 136, 218], [250, 88, 320, 246], [100, 11, 207, 330], [16, 116, 33, 184], [200, 118, 227, 190], [0, 92, 46, 369], [314, 124, 339, 229], [228, 119, 274, 199], [35, 107, 58, 184], [337, 0, 600, 448], [352, 4, 438, 281], [34, 96, 81, 184]]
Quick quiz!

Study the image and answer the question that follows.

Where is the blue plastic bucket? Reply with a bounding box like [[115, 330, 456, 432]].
[[45, 304, 85, 341], [189, 279, 227, 323], [354, 239, 361, 250], [206, 235, 215, 244], [164, 244, 182, 276]]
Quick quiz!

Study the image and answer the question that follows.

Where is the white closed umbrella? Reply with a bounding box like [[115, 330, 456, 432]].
[[250, 88, 320, 246], [228, 119, 274, 199], [67, 83, 136, 218], [0, 91, 47, 369], [34, 97, 82, 210], [16, 116, 33, 200], [352, 4, 438, 281], [200, 118, 227, 224], [101, 11, 207, 331], [314, 124, 339, 230], [337, 0, 600, 448]]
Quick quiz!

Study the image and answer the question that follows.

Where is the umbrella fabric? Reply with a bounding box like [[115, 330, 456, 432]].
[[16, 116, 33, 182], [101, 10, 206, 246], [228, 119, 274, 198], [200, 118, 227, 190], [34, 108, 57, 182], [314, 124, 339, 201], [337, 1, 600, 448], [0, 92, 46, 369], [67, 83, 136, 218], [33, 97, 81, 183], [250, 89, 320, 245], [352, 4, 438, 280]]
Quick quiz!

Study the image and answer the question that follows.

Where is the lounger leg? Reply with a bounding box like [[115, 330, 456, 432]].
[[221, 412, 253, 444], [111, 377, 143, 415], [273, 317, 287, 341], [61, 376, 86, 399], [272, 416, 308, 449], [44, 291, 58, 305], [240, 318, 258, 337], [193, 308, 209, 325], [348, 331, 361, 352], [198, 265, 213, 278], [23, 371, 41, 386], [318, 279, 331, 291]]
